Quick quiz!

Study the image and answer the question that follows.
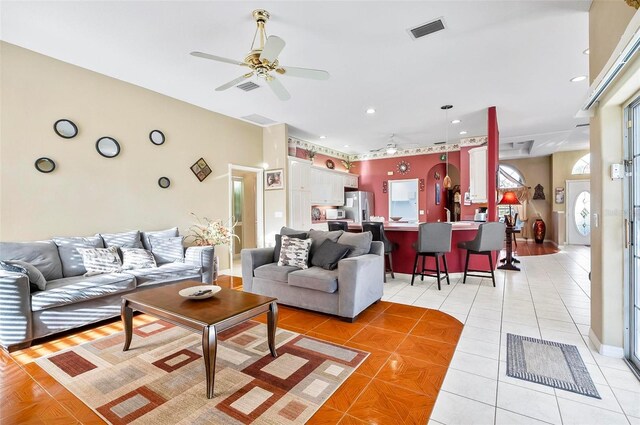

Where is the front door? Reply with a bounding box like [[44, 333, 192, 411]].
[[566, 179, 591, 245]]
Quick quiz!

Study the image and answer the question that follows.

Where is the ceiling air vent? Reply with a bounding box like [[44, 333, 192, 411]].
[[240, 114, 278, 126], [408, 18, 445, 40], [434, 141, 446, 145], [236, 81, 260, 91], [576, 123, 590, 128]]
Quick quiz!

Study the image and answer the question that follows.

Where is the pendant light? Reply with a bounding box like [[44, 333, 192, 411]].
[[441, 105, 453, 189]]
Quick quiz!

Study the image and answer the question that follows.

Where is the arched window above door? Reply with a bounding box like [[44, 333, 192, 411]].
[[571, 154, 590, 175], [498, 164, 525, 189]]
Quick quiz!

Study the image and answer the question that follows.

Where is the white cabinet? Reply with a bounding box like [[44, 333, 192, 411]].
[[287, 158, 312, 230], [310, 168, 345, 206], [344, 174, 359, 189], [469, 146, 488, 203]]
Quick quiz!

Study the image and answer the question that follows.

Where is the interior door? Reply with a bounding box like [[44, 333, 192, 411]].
[[566, 179, 591, 245], [232, 177, 244, 255]]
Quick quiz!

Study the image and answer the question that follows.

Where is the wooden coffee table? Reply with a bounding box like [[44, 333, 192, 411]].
[[120, 280, 278, 399]]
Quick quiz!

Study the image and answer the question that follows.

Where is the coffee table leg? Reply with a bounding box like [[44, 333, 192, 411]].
[[202, 325, 217, 399], [267, 301, 278, 358], [121, 299, 133, 351]]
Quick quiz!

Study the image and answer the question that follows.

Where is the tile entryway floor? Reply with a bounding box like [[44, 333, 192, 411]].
[[381, 246, 640, 425]]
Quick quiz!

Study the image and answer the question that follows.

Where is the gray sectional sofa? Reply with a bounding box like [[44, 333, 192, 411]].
[[241, 227, 384, 321], [0, 228, 215, 351]]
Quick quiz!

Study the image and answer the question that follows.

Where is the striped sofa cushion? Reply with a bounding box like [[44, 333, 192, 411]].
[[77, 247, 122, 275], [121, 248, 157, 270]]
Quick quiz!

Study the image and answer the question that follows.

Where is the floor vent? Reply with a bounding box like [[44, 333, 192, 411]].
[[408, 18, 445, 40], [237, 81, 260, 91]]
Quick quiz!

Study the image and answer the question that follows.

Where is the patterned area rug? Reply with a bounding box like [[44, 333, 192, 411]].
[[506, 333, 600, 399], [35, 319, 369, 424]]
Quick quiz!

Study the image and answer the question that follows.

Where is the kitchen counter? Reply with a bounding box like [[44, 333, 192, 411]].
[[348, 221, 481, 232], [347, 220, 499, 274]]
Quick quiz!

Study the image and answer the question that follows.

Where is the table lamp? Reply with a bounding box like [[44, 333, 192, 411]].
[[498, 191, 520, 225]]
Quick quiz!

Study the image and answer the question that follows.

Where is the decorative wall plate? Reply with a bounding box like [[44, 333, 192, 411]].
[[35, 157, 56, 173], [158, 177, 171, 188], [397, 160, 410, 175], [54, 119, 78, 139], [325, 159, 335, 169], [96, 137, 121, 158], [149, 130, 165, 145]]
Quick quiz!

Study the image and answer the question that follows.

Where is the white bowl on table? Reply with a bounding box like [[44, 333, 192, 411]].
[[178, 285, 221, 300]]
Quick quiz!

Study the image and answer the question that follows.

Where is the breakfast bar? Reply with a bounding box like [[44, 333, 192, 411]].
[[348, 221, 498, 275]]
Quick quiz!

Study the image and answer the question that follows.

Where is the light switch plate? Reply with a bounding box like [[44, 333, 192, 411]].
[[387, 171, 394, 176]]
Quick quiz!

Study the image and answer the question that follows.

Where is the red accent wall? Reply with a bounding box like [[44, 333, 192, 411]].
[[459, 145, 475, 221], [487, 106, 499, 222], [353, 151, 461, 221]]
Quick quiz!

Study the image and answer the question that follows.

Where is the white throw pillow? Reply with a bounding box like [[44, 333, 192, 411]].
[[121, 248, 157, 270], [77, 246, 122, 275], [277, 235, 312, 269]]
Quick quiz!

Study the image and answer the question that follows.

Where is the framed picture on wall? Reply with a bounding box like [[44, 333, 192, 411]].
[[435, 183, 441, 205], [190, 157, 212, 182], [265, 169, 284, 190], [555, 187, 565, 204]]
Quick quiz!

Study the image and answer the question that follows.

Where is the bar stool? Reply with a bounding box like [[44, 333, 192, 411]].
[[362, 222, 395, 282], [328, 221, 349, 232], [457, 222, 506, 287], [411, 222, 453, 290]]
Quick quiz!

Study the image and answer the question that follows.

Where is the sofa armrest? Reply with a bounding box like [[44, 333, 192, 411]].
[[0, 272, 33, 350], [337, 254, 384, 318], [369, 241, 384, 256], [185, 246, 215, 284], [241, 248, 275, 292]]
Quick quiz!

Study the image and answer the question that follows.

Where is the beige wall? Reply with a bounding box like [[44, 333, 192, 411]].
[[262, 124, 288, 246], [551, 150, 591, 213], [0, 43, 264, 268], [589, 0, 636, 84], [502, 156, 552, 241], [589, 3, 639, 353]]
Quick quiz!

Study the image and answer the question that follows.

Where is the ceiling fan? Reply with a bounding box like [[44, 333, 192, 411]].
[[190, 9, 330, 101], [370, 134, 402, 155]]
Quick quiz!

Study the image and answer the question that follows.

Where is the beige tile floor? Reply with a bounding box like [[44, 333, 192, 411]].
[[231, 247, 640, 424]]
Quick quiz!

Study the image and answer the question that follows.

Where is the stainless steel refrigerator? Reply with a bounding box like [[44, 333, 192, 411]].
[[344, 191, 375, 223]]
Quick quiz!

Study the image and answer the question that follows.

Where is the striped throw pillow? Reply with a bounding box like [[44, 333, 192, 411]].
[[77, 247, 122, 275], [277, 235, 312, 269], [121, 248, 157, 270]]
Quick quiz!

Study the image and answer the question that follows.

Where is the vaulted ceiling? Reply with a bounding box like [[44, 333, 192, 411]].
[[1, 1, 591, 158]]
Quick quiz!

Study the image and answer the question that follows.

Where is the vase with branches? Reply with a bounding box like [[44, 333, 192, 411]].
[[305, 147, 317, 162], [186, 213, 239, 247]]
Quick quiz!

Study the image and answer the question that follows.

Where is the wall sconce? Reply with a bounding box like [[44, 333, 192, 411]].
[[382, 181, 388, 193], [419, 178, 425, 191]]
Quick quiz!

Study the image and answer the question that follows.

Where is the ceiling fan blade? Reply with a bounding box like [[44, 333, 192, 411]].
[[260, 35, 286, 63], [190, 51, 247, 67], [266, 76, 291, 101], [277, 66, 330, 80], [215, 73, 254, 91]]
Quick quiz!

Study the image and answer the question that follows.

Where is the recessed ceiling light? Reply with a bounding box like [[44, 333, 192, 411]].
[[451, 119, 461, 124], [459, 131, 468, 135], [344, 144, 350, 148], [319, 135, 327, 139], [570, 75, 587, 82], [366, 108, 376, 114], [583, 48, 590, 55]]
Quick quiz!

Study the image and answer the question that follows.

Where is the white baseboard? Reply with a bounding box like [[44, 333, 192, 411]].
[[589, 329, 624, 358]]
